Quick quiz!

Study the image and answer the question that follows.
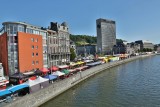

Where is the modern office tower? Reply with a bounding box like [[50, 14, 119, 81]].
[[0, 22, 47, 75], [96, 18, 116, 54], [47, 22, 70, 67]]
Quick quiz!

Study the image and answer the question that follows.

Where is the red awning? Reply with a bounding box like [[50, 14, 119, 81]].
[[49, 66, 59, 71], [29, 76, 37, 80], [40, 68, 49, 73]]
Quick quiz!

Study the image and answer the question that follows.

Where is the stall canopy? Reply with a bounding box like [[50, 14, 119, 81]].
[[34, 69, 42, 75], [44, 75, 58, 80], [9, 72, 27, 79], [52, 71, 65, 76], [61, 69, 70, 75], [69, 62, 78, 66], [23, 71, 35, 77], [34, 76, 49, 88], [40, 68, 49, 73], [23, 79, 38, 87], [34, 76, 49, 83], [58, 65, 69, 69], [8, 84, 29, 93], [76, 66, 88, 71], [83, 60, 94, 63], [68, 69, 77, 73], [0, 89, 11, 97], [76, 61, 85, 65], [23, 79, 40, 93], [49, 66, 59, 71], [86, 61, 102, 67], [29, 76, 36, 80]]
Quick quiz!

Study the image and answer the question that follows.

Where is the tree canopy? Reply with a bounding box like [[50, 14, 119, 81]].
[[70, 48, 76, 61], [70, 34, 96, 46], [70, 34, 124, 46]]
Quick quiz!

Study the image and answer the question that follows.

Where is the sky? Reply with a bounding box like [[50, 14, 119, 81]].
[[0, 0, 160, 44]]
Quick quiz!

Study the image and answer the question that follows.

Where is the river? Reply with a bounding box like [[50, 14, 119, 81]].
[[41, 55, 160, 107]]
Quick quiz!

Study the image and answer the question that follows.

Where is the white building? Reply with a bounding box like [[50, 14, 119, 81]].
[[0, 63, 4, 77]]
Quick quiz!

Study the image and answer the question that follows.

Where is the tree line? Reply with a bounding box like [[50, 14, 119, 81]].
[[70, 34, 97, 46], [70, 34, 124, 46]]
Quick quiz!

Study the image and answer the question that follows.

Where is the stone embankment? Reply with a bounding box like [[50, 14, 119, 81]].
[[5, 54, 154, 107]]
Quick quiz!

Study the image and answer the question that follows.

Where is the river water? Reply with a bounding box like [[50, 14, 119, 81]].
[[41, 55, 160, 107]]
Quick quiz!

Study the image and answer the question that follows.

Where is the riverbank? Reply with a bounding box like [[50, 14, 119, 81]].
[[4, 54, 154, 107]]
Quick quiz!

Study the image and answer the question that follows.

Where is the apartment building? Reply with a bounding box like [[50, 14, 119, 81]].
[[135, 40, 154, 50], [0, 22, 47, 75], [47, 22, 70, 67]]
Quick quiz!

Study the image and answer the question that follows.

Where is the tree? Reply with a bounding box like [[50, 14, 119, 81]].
[[143, 48, 146, 52], [70, 48, 76, 61]]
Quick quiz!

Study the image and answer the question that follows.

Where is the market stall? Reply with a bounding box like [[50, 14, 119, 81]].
[[8, 84, 29, 96]]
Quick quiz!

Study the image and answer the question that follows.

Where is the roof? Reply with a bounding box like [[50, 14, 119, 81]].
[[8, 84, 29, 93], [44, 75, 57, 80], [2, 21, 47, 32], [0, 89, 11, 97], [58, 65, 69, 69], [9, 72, 28, 79], [52, 71, 65, 76]]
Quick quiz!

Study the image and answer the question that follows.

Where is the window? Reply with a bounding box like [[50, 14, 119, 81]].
[[32, 53, 34, 57], [31, 38, 34, 42], [35, 38, 38, 42], [32, 61, 35, 65], [35, 46, 38, 49], [36, 53, 38, 56], [32, 45, 34, 49], [36, 61, 39, 64]]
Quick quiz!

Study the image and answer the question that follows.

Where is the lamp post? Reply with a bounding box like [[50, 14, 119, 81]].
[[118, 47, 120, 54]]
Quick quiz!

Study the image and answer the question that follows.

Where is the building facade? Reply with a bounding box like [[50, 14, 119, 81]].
[[113, 41, 126, 54], [47, 22, 70, 67], [0, 22, 47, 75], [135, 40, 154, 51], [0, 63, 4, 77], [96, 18, 116, 54], [76, 44, 97, 56], [126, 42, 140, 55]]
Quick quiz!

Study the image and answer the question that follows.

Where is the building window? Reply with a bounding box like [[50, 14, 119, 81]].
[[35, 46, 38, 49], [36, 61, 39, 64], [36, 53, 38, 56], [31, 38, 34, 42], [35, 38, 38, 42], [32, 53, 34, 57], [32, 45, 34, 49], [32, 61, 35, 65]]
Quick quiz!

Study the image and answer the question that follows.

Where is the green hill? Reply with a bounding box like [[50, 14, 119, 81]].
[[70, 34, 96, 46], [70, 34, 124, 46]]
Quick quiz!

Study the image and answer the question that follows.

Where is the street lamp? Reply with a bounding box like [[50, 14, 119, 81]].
[[118, 47, 120, 54]]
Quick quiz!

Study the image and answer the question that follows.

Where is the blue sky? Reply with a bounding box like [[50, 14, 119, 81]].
[[0, 0, 160, 44]]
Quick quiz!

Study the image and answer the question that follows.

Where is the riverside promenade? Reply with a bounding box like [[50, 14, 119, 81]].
[[4, 54, 154, 107]]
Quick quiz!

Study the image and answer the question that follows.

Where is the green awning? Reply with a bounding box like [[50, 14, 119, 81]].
[[61, 69, 70, 74]]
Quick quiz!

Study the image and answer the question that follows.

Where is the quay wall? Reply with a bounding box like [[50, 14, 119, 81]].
[[5, 55, 154, 107]]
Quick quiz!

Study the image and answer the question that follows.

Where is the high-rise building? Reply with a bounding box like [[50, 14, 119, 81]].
[[96, 18, 116, 54], [0, 22, 47, 75]]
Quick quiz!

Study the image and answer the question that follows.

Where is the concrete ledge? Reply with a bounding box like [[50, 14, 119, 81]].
[[4, 54, 154, 107]]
